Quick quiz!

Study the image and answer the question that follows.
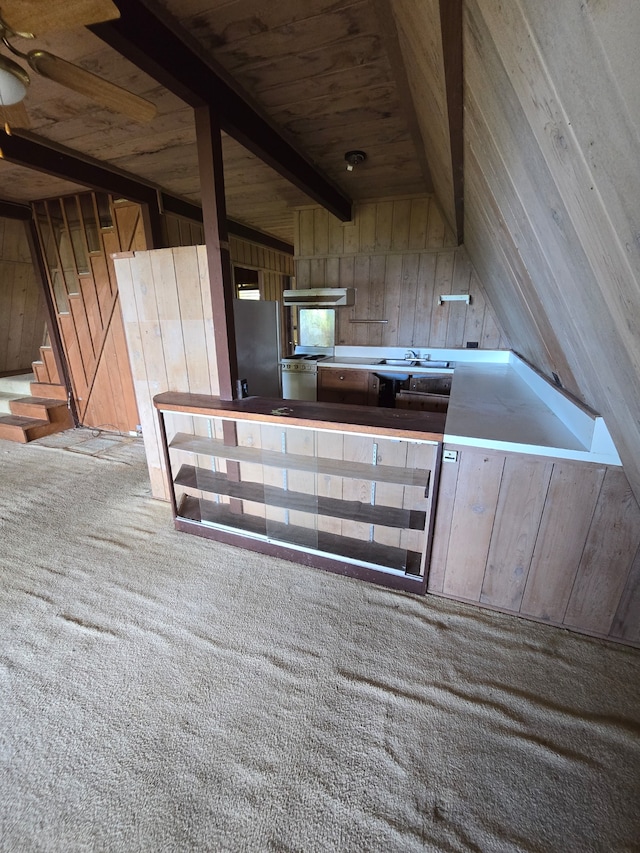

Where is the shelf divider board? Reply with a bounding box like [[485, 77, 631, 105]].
[[178, 495, 423, 575], [174, 464, 427, 530], [170, 433, 430, 486]]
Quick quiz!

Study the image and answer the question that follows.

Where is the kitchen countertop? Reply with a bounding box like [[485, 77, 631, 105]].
[[317, 349, 621, 464], [320, 356, 454, 373]]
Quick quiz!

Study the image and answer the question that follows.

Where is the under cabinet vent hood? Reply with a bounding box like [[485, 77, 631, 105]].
[[283, 287, 355, 307]]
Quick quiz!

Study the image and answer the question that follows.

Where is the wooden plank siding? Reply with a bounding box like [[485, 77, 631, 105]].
[[115, 246, 220, 500], [0, 218, 47, 374], [429, 445, 640, 647], [294, 197, 510, 349], [115, 235, 294, 500], [461, 0, 640, 507]]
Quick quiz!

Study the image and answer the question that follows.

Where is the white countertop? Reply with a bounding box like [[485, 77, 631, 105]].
[[321, 347, 621, 464]]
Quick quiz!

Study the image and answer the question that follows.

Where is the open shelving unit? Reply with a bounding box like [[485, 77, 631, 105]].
[[155, 393, 443, 592]]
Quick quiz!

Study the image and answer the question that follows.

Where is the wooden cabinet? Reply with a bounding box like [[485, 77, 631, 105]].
[[396, 373, 451, 413], [155, 393, 442, 592], [317, 367, 379, 406]]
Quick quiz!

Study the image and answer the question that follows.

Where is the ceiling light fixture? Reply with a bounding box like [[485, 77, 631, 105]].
[[0, 54, 29, 105], [345, 150, 367, 171]]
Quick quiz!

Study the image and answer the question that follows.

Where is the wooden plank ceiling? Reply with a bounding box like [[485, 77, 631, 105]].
[[0, 0, 444, 245]]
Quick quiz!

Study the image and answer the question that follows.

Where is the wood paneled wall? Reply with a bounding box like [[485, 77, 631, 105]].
[[384, 0, 456, 234], [163, 213, 293, 303], [115, 236, 293, 499], [163, 214, 204, 249], [430, 445, 640, 647], [294, 197, 509, 349], [0, 218, 47, 374], [115, 246, 220, 500], [230, 235, 294, 302], [460, 0, 640, 504]]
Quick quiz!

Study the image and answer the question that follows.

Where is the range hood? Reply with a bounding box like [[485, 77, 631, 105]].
[[282, 287, 355, 307]]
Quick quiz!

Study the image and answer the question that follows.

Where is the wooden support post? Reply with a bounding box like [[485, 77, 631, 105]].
[[195, 106, 238, 401], [141, 201, 166, 249]]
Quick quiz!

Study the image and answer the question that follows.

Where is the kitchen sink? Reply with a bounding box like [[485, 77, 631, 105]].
[[381, 359, 415, 367], [417, 360, 449, 368]]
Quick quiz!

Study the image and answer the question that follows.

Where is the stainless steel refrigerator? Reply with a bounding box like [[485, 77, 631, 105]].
[[233, 299, 281, 397]]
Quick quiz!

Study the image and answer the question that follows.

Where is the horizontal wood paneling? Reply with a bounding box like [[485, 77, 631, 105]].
[[462, 0, 640, 505], [430, 445, 640, 647], [294, 198, 510, 349], [0, 218, 47, 374]]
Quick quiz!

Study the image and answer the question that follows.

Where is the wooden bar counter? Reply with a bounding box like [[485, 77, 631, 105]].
[[154, 392, 445, 593], [153, 391, 446, 441]]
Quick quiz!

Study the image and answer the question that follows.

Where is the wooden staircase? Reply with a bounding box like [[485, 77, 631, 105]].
[[0, 346, 73, 443]]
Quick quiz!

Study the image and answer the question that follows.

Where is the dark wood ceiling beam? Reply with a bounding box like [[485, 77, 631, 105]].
[[0, 130, 157, 206], [0, 130, 293, 254], [439, 0, 464, 243], [0, 198, 32, 220], [89, 0, 353, 223]]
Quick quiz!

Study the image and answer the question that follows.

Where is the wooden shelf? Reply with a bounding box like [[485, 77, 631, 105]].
[[156, 396, 440, 590], [178, 494, 423, 575], [170, 433, 429, 486], [174, 464, 427, 530]]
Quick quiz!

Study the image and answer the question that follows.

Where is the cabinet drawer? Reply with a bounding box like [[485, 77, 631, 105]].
[[409, 375, 452, 395], [396, 391, 449, 413], [319, 368, 370, 390]]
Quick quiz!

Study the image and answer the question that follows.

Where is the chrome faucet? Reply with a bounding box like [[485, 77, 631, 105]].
[[405, 350, 418, 360]]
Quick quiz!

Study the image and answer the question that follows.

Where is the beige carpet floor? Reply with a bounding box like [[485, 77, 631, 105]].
[[1, 432, 639, 852]]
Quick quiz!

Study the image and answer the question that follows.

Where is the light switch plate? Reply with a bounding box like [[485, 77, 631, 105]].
[[443, 449, 458, 462]]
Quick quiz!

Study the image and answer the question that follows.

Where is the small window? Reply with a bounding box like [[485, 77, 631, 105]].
[[234, 266, 260, 300]]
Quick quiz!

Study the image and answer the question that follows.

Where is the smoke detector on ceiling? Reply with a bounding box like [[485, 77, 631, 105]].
[[345, 150, 367, 171]]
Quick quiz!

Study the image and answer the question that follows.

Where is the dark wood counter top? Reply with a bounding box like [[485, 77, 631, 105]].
[[154, 392, 445, 441]]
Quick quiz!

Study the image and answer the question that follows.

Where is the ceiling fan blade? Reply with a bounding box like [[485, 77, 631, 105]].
[[0, 103, 31, 129], [28, 51, 157, 123], [0, 0, 119, 36]]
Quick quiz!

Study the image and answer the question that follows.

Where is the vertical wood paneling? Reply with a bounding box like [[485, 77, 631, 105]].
[[431, 446, 640, 647], [611, 547, 640, 645], [427, 454, 459, 593], [520, 463, 605, 623], [0, 219, 47, 374], [563, 468, 640, 635], [115, 246, 221, 500], [480, 456, 553, 611], [442, 450, 505, 600], [295, 197, 509, 349]]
